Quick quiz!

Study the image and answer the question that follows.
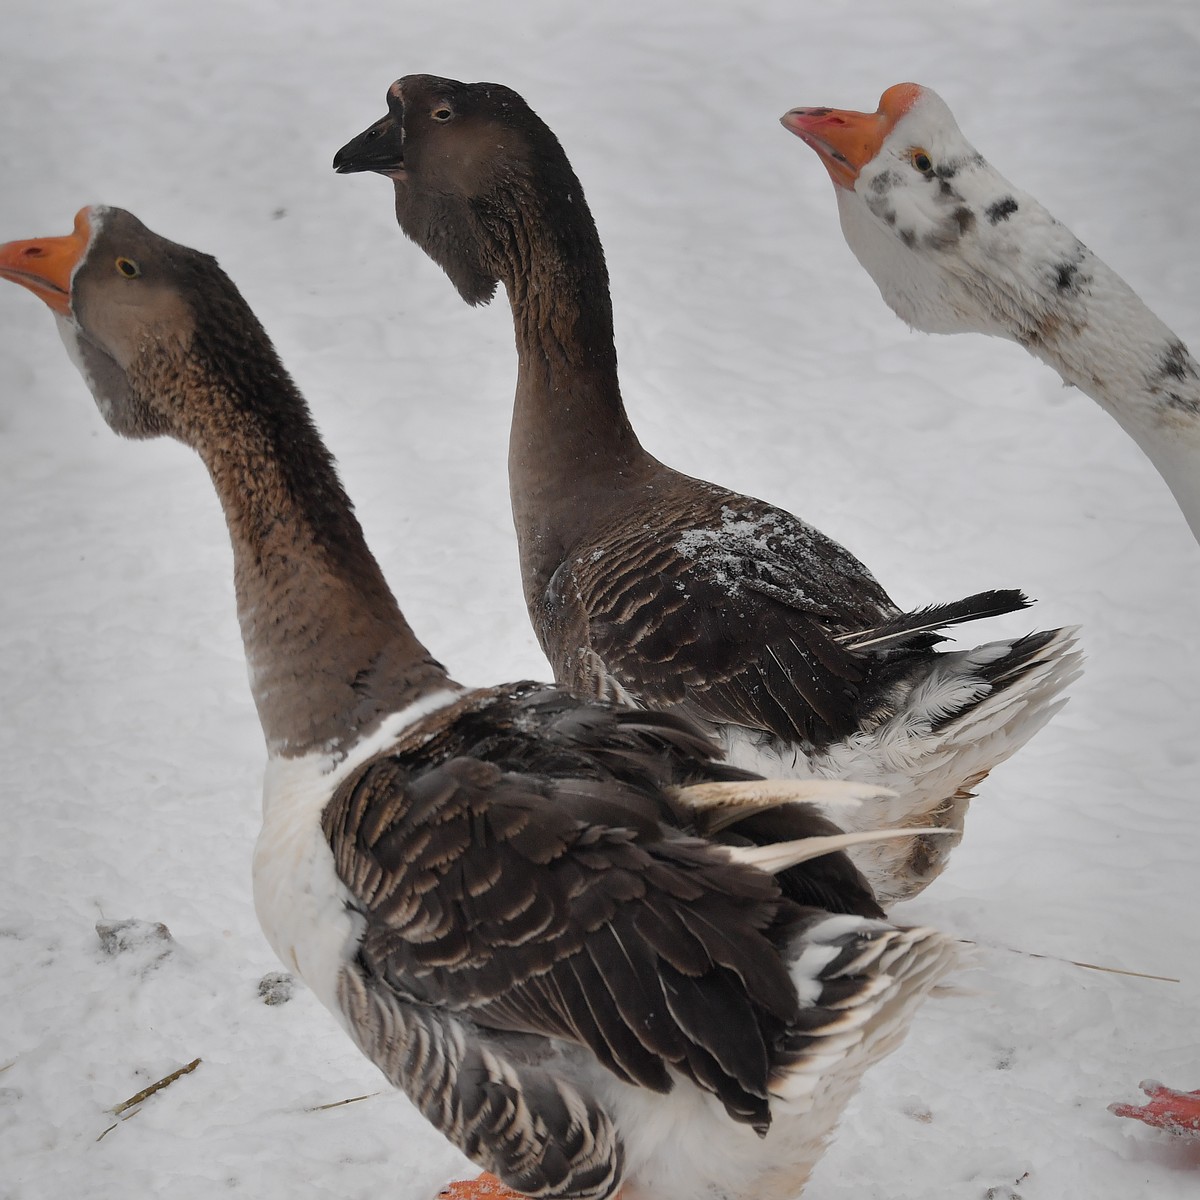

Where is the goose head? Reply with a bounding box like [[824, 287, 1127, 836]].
[[0, 206, 256, 444], [781, 84, 1048, 339], [334, 75, 592, 308]]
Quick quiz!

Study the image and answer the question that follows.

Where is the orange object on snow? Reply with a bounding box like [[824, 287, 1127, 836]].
[[1110, 1080, 1200, 1137]]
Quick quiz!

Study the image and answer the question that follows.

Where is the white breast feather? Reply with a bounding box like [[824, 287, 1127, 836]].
[[252, 686, 464, 1024]]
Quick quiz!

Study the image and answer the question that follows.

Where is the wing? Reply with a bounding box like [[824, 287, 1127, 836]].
[[320, 687, 880, 1132], [326, 755, 795, 1128], [543, 484, 1031, 748], [367, 682, 886, 920], [542, 487, 894, 745]]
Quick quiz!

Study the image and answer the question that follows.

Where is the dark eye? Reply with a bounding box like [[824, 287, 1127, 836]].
[[115, 257, 140, 278], [432, 106, 453, 122], [910, 148, 933, 173]]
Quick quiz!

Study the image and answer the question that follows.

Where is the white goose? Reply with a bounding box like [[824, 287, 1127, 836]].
[[782, 83, 1200, 544], [0, 206, 956, 1200]]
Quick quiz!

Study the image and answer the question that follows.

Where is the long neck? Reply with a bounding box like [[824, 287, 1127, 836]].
[[183, 363, 451, 759], [489, 177, 653, 600], [1018, 239, 1200, 543], [849, 171, 1200, 544]]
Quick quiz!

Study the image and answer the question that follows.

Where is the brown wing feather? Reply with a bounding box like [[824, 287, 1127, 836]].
[[321, 685, 880, 1130], [542, 482, 900, 745], [329, 756, 788, 1124]]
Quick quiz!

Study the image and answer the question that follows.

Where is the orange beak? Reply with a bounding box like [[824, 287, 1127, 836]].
[[0, 207, 93, 316], [781, 83, 922, 190]]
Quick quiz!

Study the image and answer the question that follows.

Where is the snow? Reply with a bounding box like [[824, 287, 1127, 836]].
[[1, 1, 1198, 1197]]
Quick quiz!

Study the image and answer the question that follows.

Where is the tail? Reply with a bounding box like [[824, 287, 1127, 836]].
[[838, 588, 1031, 651], [812, 625, 1083, 904], [750, 914, 957, 1196]]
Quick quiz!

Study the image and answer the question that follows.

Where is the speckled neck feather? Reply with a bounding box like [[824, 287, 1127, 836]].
[[999, 242, 1200, 540], [849, 168, 1200, 537]]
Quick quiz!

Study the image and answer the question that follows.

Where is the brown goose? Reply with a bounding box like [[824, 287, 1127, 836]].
[[333, 76, 1082, 905], [0, 207, 956, 1200]]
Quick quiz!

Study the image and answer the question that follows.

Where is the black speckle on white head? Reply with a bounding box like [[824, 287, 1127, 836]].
[[852, 90, 989, 256], [985, 196, 1020, 224], [868, 169, 904, 197], [814, 85, 1068, 338]]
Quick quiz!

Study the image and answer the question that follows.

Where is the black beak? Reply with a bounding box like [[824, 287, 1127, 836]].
[[333, 112, 404, 175]]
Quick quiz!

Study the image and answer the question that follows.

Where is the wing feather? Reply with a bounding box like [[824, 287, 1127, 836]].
[[323, 685, 886, 1129], [547, 485, 1032, 748]]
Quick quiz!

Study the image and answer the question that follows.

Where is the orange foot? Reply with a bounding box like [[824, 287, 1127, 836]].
[[1109, 1080, 1200, 1138], [437, 1174, 529, 1200]]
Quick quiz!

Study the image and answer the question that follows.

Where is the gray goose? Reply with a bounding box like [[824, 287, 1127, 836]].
[[0, 207, 956, 1200], [782, 83, 1200, 545], [333, 76, 1081, 905]]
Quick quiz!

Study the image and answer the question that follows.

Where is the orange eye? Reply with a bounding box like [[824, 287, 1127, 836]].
[[909, 148, 933, 173], [115, 257, 141, 278]]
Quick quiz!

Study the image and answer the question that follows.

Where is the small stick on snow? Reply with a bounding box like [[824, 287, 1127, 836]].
[[962, 940, 1179, 983], [96, 1108, 143, 1142], [307, 1091, 382, 1112], [110, 1057, 201, 1116]]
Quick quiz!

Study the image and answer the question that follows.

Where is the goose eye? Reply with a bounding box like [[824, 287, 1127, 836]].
[[909, 148, 933, 173], [115, 257, 141, 278], [432, 106, 453, 122]]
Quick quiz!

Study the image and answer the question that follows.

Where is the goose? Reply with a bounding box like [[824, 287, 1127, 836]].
[[781, 83, 1200, 544], [333, 75, 1081, 906], [0, 206, 958, 1200]]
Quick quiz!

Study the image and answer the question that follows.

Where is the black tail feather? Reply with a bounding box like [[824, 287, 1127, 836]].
[[840, 589, 1032, 652]]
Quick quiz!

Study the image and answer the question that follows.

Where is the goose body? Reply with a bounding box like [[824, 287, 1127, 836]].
[[0, 207, 956, 1200], [335, 76, 1080, 905], [782, 83, 1200, 544]]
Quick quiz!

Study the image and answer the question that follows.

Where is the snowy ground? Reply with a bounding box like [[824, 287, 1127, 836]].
[[2, 1, 1198, 1197]]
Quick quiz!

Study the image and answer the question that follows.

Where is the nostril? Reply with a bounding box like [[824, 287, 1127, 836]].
[[23, 246, 45, 258]]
